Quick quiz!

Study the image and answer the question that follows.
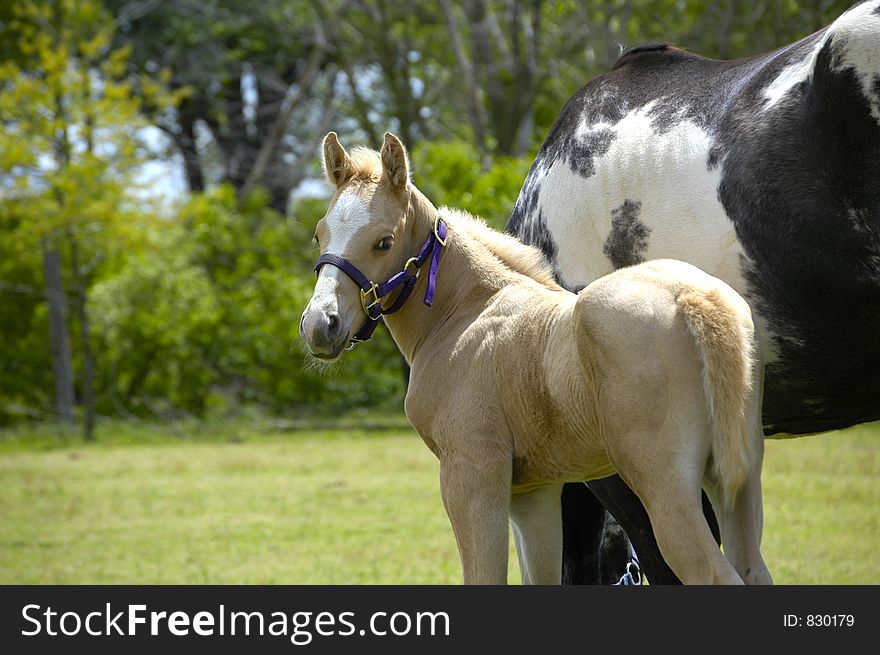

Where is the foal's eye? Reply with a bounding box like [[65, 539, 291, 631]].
[[313, 233, 320, 248], [375, 237, 394, 251]]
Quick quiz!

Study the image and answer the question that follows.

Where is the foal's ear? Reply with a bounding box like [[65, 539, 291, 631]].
[[323, 132, 352, 188], [380, 132, 410, 190]]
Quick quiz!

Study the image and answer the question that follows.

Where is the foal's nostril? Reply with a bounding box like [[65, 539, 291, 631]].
[[327, 312, 340, 337]]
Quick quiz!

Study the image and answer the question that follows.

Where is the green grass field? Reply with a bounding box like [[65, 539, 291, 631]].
[[0, 414, 877, 584]]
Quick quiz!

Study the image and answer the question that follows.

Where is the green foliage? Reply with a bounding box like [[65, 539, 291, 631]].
[[0, 235, 49, 421], [0, 0, 178, 424], [0, 0, 864, 426], [411, 140, 531, 229], [89, 231, 222, 414], [85, 185, 405, 419]]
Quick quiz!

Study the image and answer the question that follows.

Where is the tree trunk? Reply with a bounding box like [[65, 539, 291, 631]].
[[516, 106, 534, 157], [177, 114, 204, 193], [439, 0, 490, 159], [465, 0, 540, 157], [43, 247, 75, 425], [69, 236, 96, 441], [238, 47, 325, 208]]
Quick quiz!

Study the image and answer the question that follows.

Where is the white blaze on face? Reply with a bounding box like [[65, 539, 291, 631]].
[[324, 191, 373, 253], [307, 191, 372, 324]]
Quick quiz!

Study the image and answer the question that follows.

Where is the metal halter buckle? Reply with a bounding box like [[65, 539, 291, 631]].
[[359, 283, 381, 318]]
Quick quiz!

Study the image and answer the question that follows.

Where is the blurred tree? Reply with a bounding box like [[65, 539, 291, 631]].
[[0, 0, 179, 435], [104, 0, 336, 211], [315, 0, 449, 149], [438, 0, 543, 157], [88, 185, 406, 417], [0, 0, 861, 431]]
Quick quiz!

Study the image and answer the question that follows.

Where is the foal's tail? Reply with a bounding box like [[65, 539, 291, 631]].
[[677, 288, 758, 508]]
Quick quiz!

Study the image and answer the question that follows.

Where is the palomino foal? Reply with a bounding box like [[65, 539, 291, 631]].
[[300, 132, 772, 585]]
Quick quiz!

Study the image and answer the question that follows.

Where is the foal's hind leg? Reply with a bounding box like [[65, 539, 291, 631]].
[[643, 481, 742, 584], [609, 430, 742, 585], [585, 476, 721, 584], [705, 435, 773, 584], [706, 361, 772, 585], [510, 485, 563, 584], [705, 467, 772, 585]]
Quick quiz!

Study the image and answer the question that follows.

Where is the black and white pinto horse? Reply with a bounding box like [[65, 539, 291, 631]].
[[506, 0, 880, 584]]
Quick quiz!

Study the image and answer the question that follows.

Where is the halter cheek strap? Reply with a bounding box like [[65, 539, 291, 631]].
[[313, 217, 448, 348]]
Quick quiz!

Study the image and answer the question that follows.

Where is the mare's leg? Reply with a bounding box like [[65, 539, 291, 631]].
[[440, 453, 511, 584], [560, 483, 629, 584], [510, 485, 563, 584], [596, 509, 631, 583]]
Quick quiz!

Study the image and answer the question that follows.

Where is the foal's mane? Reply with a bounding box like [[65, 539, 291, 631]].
[[440, 207, 563, 291], [347, 146, 561, 290], [346, 146, 384, 182]]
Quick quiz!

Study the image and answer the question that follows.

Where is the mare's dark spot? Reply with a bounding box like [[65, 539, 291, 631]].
[[602, 200, 649, 269], [567, 128, 616, 179]]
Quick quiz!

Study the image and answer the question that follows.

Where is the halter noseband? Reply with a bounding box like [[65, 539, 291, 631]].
[[313, 215, 448, 349]]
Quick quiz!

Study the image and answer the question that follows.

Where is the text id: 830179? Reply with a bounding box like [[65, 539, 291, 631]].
[[783, 614, 854, 627]]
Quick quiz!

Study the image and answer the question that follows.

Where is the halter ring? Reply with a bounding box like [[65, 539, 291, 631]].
[[433, 215, 448, 247], [403, 256, 421, 277]]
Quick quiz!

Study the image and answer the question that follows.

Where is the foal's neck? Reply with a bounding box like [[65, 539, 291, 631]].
[[382, 187, 518, 364]]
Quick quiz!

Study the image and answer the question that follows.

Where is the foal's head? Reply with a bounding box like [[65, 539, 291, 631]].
[[300, 132, 416, 360]]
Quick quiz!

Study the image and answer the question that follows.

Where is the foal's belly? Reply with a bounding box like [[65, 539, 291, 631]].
[[510, 424, 616, 493]]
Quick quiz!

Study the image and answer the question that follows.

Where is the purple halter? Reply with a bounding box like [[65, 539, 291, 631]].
[[313, 216, 448, 348]]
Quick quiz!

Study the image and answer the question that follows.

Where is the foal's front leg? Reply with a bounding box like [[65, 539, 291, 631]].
[[510, 485, 563, 584], [440, 452, 512, 584]]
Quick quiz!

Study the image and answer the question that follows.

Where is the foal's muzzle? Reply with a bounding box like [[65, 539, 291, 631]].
[[300, 308, 347, 359]]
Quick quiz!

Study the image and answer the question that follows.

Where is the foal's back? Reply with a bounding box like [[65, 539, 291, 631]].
[[575, 259, 757, 493], [494, 258, 756, 490]]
